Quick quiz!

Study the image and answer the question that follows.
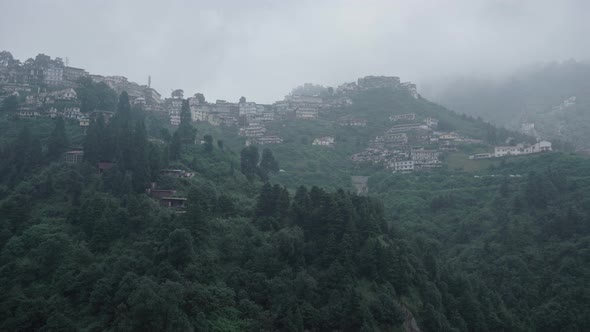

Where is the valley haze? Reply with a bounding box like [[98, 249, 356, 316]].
[[1, 0, 589, 103]]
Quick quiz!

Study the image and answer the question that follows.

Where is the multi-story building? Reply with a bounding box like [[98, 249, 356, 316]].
[[252, 136, 283, 145], [411, 149, 440, 164], [44, 66, 63, 86], [358, 76, 400, 90], [63, 66, 88, 83], [424, 117, 438, 128], [295, 107, 318, 119], [390, 113, 416, 121], [191, 105, 211, 122], [239, 102, 258, 117], [390, 160, 414, 172], [239, 123, 266, 137]]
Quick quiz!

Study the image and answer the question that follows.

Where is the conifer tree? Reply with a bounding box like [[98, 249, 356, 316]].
[[260, 148, 279, 177], [203, 135, 213, 153], [169, 131, 182, 161], [47, 117, 68, 159], [240, 145, 259, 181], [178, 100, 195, 144], [116, 91, 131, 124], [131, 121, 150, 192]]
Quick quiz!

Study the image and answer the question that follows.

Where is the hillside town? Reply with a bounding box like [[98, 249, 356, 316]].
[[1, 51, 554, 174]]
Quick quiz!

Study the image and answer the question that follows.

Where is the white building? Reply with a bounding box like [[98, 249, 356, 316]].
[[169, 109, 181, 126], [494, 145, 523, 157], [312, 136, 335, 146], [239, 122, 266, 137], [424, 117, 438, 128], [295, 107, 319, 119], [239, 102, 258, 116], [191, 105, 211, 122], [390, 113, 415, 121]]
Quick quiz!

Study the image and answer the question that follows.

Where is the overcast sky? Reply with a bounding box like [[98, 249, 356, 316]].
[[1, 0, 589, 103]]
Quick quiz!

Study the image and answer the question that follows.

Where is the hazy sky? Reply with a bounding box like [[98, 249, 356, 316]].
[[1, 0, 589, 103]]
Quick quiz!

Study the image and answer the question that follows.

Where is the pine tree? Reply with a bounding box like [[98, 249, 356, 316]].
[[169, 131, 182, 161], [47, 117, 69, 159], [203, 135, 213, 153], [178, 100, 195, 144], [116, 91, 131, 124], [240, 145, 259, 181], [131, 121, 150, 192], [260, 148, 279, 177]]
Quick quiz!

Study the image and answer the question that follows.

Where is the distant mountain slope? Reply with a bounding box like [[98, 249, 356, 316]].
[[428, 60, 590, 149]]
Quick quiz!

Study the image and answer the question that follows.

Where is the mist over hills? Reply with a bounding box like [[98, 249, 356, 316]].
[[426, 60, 590, 150]]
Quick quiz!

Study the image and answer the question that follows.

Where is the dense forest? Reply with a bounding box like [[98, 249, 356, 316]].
[[1, 85, 590, 331]]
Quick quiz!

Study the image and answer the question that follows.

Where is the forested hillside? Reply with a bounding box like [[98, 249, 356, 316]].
[[1, 84, 590, 332]]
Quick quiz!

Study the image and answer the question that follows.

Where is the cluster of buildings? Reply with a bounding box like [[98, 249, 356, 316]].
[[312, 136, 335, 147], [351, 112, 483, 172], [469, 141, 552, 159], [1, 52, 162, 121], [335, 76, 420, 99]]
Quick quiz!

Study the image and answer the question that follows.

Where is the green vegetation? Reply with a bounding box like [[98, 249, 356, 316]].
[[431, 60, 590, 148], [1, 84, 589, 331]]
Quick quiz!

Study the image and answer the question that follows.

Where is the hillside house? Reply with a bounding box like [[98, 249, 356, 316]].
[[79, 116, 90, 127], [64, 150, 84, 164], [494, 145, 523, 157], [469, 153, 493, 160], [295, 107, 319, 119], [252, 136, 283, 145], [239, 102, 258, 116], [18, 110, 40, 118], [169, 109, 181, 126], [411, 149, 440, 164], [63, 66, 88, 82], [390, 113, 416, 121], [357, 76, 400, 90], [424, 117, 438, 128], [312, 137, 335, 146], [239, 123, 266, 137], [63, 107, 82, 119], [98, 161, 115, 173], [160, 169, 193, 178], [339, 117, 366, 126], [160, 197, 187, 209], [390, 160, 415, 172], [44, 66, 63, 86], [191, 105, 211, 122]]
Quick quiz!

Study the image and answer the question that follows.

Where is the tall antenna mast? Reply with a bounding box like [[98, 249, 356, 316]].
[[148, 75, 151, 88], [65, 57, 69, 66]]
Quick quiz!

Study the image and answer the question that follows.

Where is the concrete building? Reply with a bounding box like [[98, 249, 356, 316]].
[[44, 66, 63, 86], [357, 76, 400, 90], [295, 107, 318, 119], [252, 136, 283, 145], [312, 136, 335, 146], [239, 123, 266, 137], [391, 160, 415, 172], [390, 113, 416, 121], [411, 149, 440, 164], [64, 150, 84, 164], [63, 66, 88, 83]]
